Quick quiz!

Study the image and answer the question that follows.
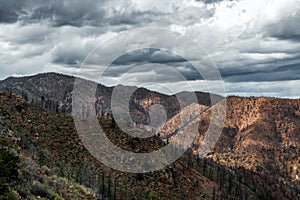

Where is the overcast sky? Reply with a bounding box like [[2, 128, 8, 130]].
[[0, 0, 300, 98]]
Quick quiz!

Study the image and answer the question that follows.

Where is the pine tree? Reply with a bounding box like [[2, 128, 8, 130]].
[[211, 187, 216, 200], [113, 173, 117, 200], [102, 169, 105, 200]]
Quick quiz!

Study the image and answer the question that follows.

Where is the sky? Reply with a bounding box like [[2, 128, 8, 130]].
[[0, 0, 300, 98]]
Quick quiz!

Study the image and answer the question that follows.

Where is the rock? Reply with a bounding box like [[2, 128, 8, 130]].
[[8, 130, 14, 137], [40, 165, 50, 175]]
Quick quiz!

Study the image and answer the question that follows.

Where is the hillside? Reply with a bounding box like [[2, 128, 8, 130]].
[[0, 91, 259, 199], [193, 96, 300, 199], [1, 72, 300, 199]]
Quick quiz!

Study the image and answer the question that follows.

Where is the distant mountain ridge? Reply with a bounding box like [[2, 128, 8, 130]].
[[0, 72, 223, 124]]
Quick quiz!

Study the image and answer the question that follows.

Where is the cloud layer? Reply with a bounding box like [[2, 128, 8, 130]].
[[0, 0, 300, 98]]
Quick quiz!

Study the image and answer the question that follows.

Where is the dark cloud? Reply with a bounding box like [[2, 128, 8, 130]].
[[265, 10, 300, 41], [0, 0, 105, 26], [0, 0, 25, 23], [224, 69, 300, 82], [221, 61, 300, 82], [150, 51, 187, 63], [20, 0, 107, 27], [51, 48, 191, 77], [195, 0, 235, 4], [223, 56, 299, 78], [112, 49, 186, 65], [1, 0, 300, 98], [275, 62, 300, 72], [101, 49, 203, 81], [0, 0, 167, 27], [52, 52, 83, 66], [112, 49, 156, 65], [107, 10, 168, 26]]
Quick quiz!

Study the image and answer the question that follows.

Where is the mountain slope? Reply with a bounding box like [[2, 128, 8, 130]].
[[192, 96, 300, 199], [1, 72, 299, 199], [0, 91, 258, 199]]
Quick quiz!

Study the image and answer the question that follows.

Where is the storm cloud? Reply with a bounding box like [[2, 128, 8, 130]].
[[0, 0, 300, 98]]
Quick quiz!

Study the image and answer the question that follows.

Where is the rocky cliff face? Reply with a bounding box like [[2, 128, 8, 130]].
[[155, 95, 300, 198], [190, 96, 300, 199]]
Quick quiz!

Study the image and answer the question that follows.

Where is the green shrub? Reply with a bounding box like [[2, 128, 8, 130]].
[[31, 181, 55, 199], [142, 189, 160, 200], [0, 140, 20, 198]]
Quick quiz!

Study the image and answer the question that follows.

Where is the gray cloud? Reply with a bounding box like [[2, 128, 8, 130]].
[[0, 0, 29, 23], [0, 0, 169, 27], [265, 10, 300, 41], [196, 0, 224, 3], [0, 0, 215, 27], [112, 49, 186, 65], [223, 67, 300, 82], [17, 0, 107, 27], [101, 48, 203, 81], [0, 0, 300, 98], [50, 36, 95, 67], [26, 3, 105, 27]]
